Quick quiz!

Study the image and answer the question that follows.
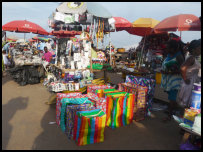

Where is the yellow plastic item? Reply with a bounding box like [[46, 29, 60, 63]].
[[155, 72, 162, 84]]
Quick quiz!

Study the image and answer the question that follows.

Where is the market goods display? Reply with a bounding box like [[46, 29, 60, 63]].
[[56, 92, 83, 126], [118, 83, 148, 121], [73, 109, 106, 146], [192, 113, 201, 134], [125, 75, 156, 116], [60, 97, 93, 132], [66, 103, 95, 139], [86, 92, 107, 113], [87, 84, 114, 94], [183, 108, 200, 127], [106, 92, 135, 129]]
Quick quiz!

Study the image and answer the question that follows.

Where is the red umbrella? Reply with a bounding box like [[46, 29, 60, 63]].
[[113, 17, 132, 31], [2, 20, 49, 35], [154, 14, 201, 33]]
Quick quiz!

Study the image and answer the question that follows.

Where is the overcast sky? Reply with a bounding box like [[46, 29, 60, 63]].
[[2, 2, 201, 48]]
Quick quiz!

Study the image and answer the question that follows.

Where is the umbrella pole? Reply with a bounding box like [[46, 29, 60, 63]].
[[180, 31, 182, 40], [139, 34, 147, 68], [109, 33, 112, 66]]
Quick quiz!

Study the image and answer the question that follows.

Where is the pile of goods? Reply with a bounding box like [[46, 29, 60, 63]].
[[177, 82, 201, 134], [43, 65, 93, 92], [8, 65, 43, 86], [55, 84, 138, 146], [118, 75, 156, 117]]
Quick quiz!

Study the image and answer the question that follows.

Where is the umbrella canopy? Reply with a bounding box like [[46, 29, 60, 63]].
[[56, 2, 87, 15], [154, 14, 201, 32], [113, 17, 132, 31], [56, 2, 112, 18], [87, 2, 112, 18], [127, 18, 162, 36], [2, 20, 49, 35]]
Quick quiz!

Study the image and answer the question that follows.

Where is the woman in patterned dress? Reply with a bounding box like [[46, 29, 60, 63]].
[[161, 39, 185, 122]]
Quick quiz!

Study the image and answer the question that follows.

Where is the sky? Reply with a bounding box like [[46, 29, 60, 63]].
[[2, 2, 201, 48]]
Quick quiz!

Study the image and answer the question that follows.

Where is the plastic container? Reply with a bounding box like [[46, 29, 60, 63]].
[[193, 83, 201, 91], [190, 90, 201, 110], [155, 72, 162, 84]]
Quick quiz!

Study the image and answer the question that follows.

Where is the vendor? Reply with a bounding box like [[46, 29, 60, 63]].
[[42, 46, 52, 63], [161, 39, 185, 122], [178, 39, 201, 108]]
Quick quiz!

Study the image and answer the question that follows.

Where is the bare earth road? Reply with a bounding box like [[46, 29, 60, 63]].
[[2, 72, 182, 150]]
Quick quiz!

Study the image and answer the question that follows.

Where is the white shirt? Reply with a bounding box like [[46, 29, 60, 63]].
[[3, 54, 10, 65], [46, 42, 52, 51]]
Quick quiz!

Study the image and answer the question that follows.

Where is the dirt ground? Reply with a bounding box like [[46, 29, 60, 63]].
[[2, 71, 183, 150]]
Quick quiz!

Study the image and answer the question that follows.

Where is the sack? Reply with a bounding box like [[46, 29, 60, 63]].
[[87, 85, 114, 94], [60, 98, 93, 132], [106, 92, 135, 129], [73, 109, 106, 146], [56, 93, 83, 126], [86, 93, 107, 113], [66, 103, 93, 139]]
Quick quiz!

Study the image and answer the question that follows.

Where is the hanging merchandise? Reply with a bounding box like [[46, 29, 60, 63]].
[[54, 12, 65, 22], [64, 14, 75, 24], [73, 109, 106, 146]]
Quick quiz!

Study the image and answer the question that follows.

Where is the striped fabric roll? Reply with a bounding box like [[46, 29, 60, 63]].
[[73, 109, 106, 146]]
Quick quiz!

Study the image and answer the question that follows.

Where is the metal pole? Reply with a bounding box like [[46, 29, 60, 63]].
[[139, 34, 146, 68], [55, 39, 58, 65], [109, 33, 112, 65]]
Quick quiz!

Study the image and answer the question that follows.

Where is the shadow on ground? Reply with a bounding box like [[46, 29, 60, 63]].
[[2, 97, 29, 150], [2, 71, 12, 86], [31, 103, 183, 150]]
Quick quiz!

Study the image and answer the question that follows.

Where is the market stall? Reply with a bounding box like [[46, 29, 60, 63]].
[[43, 2, 116, 94]]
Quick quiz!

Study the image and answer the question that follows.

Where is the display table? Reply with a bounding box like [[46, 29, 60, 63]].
[[179, 125, 201, 143]]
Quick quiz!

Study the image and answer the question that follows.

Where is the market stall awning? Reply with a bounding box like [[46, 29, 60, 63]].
[[153, 14, 201, 32], [2, 20, 49, 35], [50, 30, 82, 38], [126, 18, 164, 36], [113, 17, 132, 31]]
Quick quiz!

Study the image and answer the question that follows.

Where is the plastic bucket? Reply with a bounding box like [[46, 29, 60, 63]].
[[190, 90, 201, 110]]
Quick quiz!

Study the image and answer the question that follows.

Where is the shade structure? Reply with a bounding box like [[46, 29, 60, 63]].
[[56, 2, 112, 18], [154, 14, 201, 32], [2, 20, 49, 35], [50, 30, 82, 38], [127, 18, 162, 36], [113, 17, 132, 31]]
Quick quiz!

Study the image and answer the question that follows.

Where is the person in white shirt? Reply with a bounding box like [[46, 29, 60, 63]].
[[2, 50, 11, 69], [46, 39, 52, 51]]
